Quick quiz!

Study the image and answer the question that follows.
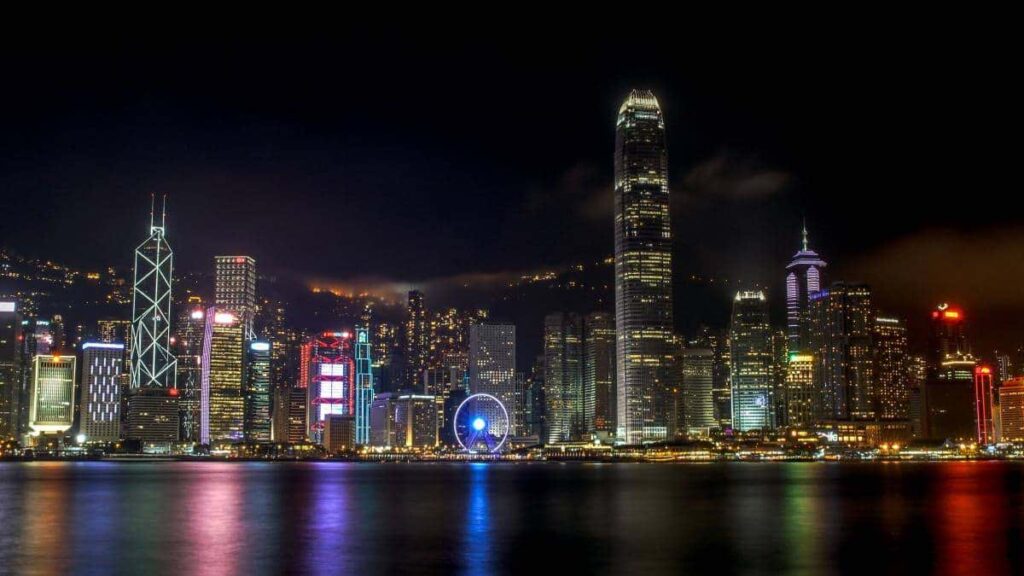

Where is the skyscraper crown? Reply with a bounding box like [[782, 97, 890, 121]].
[[619, 89, 661, 113]]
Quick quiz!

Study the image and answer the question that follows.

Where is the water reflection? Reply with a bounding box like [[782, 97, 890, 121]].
[[2, 461, 1024, 574], [461, 463, 492, 576]]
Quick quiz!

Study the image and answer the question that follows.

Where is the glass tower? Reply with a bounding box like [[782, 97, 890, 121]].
[[729, 291, 774, 432], [614, 89, 674, 444], [130, 196, 177, 390], [785, 222, 827, 353], [355, 326, 374, 445]]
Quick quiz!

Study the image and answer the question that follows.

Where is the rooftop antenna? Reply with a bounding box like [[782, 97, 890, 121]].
[[161, 194, 167, 230], [149, 193, 156, 231], [801, 217, 809, 252]]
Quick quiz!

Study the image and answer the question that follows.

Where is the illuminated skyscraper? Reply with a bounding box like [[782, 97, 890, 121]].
[[370, 392, 398, 447], [354, 326, 374, 445], [79, 342, 124, 442], [974, 365, 994, 444], [201, 308, 245, 444], [809, 283, 874, 420], [729, 292, 774, 432], [873, 316, 909, 420], [785, 353, 816, 427], [244, 341, 271, 442], [0, 301, 21, 438], [174, 302, 205, 442], [543, 313, 582, 443], [469, 323, 516, 433], [28, 354, 76, 437], [395, 394, 438, 448], [585, 312, 616, 434], [214, 256, 257, 338], [614, 89, 674, 444], [785, 222, 827, 352], [303, 332, 355, 444], [405, 290, 429, 388], [998, 377, 1024, 441], [923, 304, 977, 440], [130, 196, 177, 390], [682, 346, 716, 433]]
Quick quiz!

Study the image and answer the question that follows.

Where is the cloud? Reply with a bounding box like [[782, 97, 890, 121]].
[[845, 227, 1024, 312], [681, 153, 791, 200], [525, 161, 611, 225]]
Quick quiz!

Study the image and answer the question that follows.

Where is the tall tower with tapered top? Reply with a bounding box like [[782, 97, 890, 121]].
[[130, 195, 177, 390], [614, 89, 674, 444]]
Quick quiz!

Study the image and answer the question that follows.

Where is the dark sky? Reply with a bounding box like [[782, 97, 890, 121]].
[[1, 17, 1019, 350]]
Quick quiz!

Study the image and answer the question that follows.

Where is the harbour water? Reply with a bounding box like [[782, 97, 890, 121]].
[[1, 461, 1021, 575]]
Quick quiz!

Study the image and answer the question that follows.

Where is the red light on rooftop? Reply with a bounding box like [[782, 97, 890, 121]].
[[169, 388, 180, 397], [976, 366, 992, 375], [235, 257, 245, 264], [943, 310, 961, 320]]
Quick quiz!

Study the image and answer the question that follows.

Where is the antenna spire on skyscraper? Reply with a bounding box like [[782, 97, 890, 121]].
[[802, 218, 809, 252], [149, 193, 156, 231], [162, 194, 167, 229]]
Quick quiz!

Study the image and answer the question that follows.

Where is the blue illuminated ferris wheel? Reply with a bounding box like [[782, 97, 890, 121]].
[[454, 393, 510, 453]]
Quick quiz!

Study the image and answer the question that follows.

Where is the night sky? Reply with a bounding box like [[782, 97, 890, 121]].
[[1, 19, 1019, 350]]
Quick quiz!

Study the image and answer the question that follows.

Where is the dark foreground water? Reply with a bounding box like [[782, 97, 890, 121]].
[[1, 462, 1023, 575]]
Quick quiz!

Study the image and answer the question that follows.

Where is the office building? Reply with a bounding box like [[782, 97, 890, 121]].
[[79, 342, 123, 442], [28, 354, 76, 437], [130, 197, 177, 390], [201, 308, 245, 444], [244, 341, 271, 442], [614, 89, 675, 444], [0, 301, 21, 438], [214, 256, 257, 337], [370, 392, 398, 447], [808, 283, 874, 420], [126, 387, 180, 443], [999, 377, 1024, 441], [923, 304, 977, 440], [354, 326, 374, 445], [729, 291, 774, 432], [874, 316, 909, 420], [322, 413, 355, 453], [303, 332, 354, 444], [682, 346, 715, 433], [785, 223, 827, 352], [785, 353, 816, 427], [395, 394, 438, 448], [543, 313, 582, 443], [469, 323, 516, 433], [585, 312, 616, 434]]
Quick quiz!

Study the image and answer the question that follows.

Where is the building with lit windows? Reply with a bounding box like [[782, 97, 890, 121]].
[[272, 386, 307, 444], [370, 392, 398, 447], [79, 342, 123, 442], [543, 313, 582, 443], [126, 387, 180, 443], [244, 341, 271, 442], [585, 312, 616, 434], [201, 308, 245, 444], [395, 394, 438, 448], [729, 292, 773, 432], [785, 223, 827, 352], [405, 291, 428, 388], [303, 332, 355, 444], [323, 414, 355, 453], [785, 353, 816, 427], [28, 354, 76, 437], [214, 256, 257, 337], [614, 89, 675, 444], [923, 304, 977, 440], [0, 301, 21, 438], [469, 323, 516, 435], [175, 302, 205, 442], [808, 283, 874, 420], [354, 326, 374, 445], [682, 346, 716, 433], [974, 365, 994, 444], [874, 316, 909, 420], [998, 377, 1024, 441]]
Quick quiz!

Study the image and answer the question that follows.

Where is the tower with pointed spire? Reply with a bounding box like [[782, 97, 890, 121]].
[[785, 220, 827, 352], [130, 195, 178, 390], [614, 89, 675, 444]]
